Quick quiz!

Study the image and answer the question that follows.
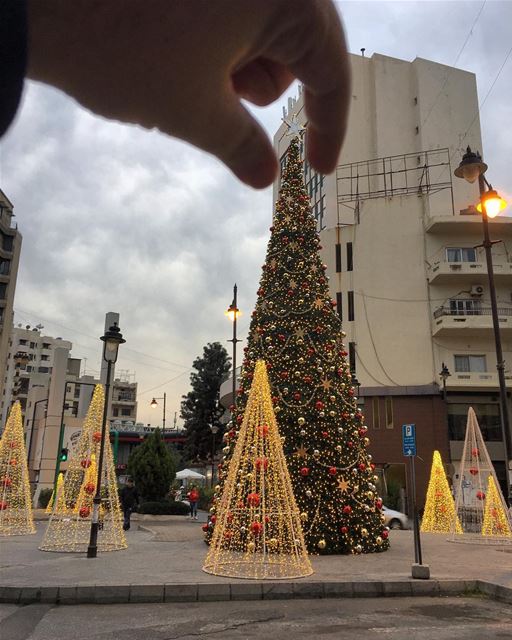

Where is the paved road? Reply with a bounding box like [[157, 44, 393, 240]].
[[0, 596, 510, 640]]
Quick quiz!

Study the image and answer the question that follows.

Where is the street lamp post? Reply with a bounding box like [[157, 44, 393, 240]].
[[226, 284, 241, 409], [454, 147, 511, 506], [439, 363, 451, 403], [150, 393, 167, 436], [87, 322, 125, 558], [210, 424, 219, 488]]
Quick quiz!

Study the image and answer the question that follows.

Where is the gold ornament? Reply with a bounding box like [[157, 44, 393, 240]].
[[317, 539, 326, 550]]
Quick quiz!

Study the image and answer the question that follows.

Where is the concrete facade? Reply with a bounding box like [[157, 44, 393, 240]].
[[0, 189, 22, 409], [272, 52, 512, 507]]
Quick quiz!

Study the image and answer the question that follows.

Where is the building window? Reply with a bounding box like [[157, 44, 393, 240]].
[[446, 247, 476, 262], [449, 299, 481, 316], [0, 283, 6, 300], [40, 354, 49, 361], [2, 235, 13, 252], [0, 259, 10, 275], [30, 341, 37, 349], [19, 339, 27, 345], [42, 343, 51, 349], [348, 342, 356, 373], [385, 397, 393, 429], [454, 355, 486, 372], [348, 291, 354, 321], [346, 242, 353, 271], [335, 243, 342, 273], [38, 366, 49, 373], [313, 195, 326, 231], [336, 292, 342, 321], [121, 408, 132, 416], [112, 408, 119, 417], [448, 403, 501, 441], [372, 398, 380, 429]]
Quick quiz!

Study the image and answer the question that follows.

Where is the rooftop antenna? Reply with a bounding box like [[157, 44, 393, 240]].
[[361, 47, 366, 57]]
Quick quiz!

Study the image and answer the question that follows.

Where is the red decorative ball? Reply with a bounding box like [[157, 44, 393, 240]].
[[236, 414, 243, 424], [342, 505, 352, 515], [307, 348, 315, 356], [247, 492, 261, 507], [370, 463, 376, 471], [471, 447, 480, 457], [358, 463, 366, 472], [92, 432, 102, 443], [202, 524, 209, 532], [340, 526, 348, 534], [315, 401, 324, 411], [9, 441, 18, 449], [304, 375, 313, 384], [1, 477, 12, 488], [278, 334, 286, 342], [347, 441, 354, 448], [9, 458, 18, 466], [294, 392, 301, 401], [375, 499, 383, 510], [0, 501, 8, 511], [224, 530, 233, 540], [358, 428, 367, 437], [210, 515, 217, 524], [328, 467, 337, 476], [264, 515, 270, 524], [476, 491, 486, 501], [300, 467, 310, 477], [469, 468, 478, 475], [255, 457, 269, 471], [84, 482, 95, 495], [321, 431, 329, 438], [382, 530, 389, 539], [81, 459, 91, 469], [280, 371, 289, 380], [257, 424, 269, 438], [226, 512, 234, 523], [250, 521, 263, 535], [79, 506, 91, 519]]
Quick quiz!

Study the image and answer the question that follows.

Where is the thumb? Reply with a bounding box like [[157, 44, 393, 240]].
[[205, 90, 277, 189]]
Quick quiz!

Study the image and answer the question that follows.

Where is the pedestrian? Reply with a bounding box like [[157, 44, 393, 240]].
[[174, 485, 183, 502], [1, 1, 350, 189], [187, 485, 200, 520], [120, 478, 139, 531]]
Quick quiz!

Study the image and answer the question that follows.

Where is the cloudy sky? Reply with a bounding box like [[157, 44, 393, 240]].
[[1, 0, 511, 426]]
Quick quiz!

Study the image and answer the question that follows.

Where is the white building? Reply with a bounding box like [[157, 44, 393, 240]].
[[272, 52, 511, 504]]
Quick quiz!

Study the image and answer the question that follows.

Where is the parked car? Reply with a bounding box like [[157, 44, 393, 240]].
[[382, 505, 410, 530]]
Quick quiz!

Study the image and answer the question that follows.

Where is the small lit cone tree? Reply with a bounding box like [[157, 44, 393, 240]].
[[482, 475, 511, 538], [451, 407, 511, 543], [40, 385, 126, 552], [203, 360, 313, 579], [0, 402, 35, 536], [206, 136, 388, 555], [421, 450, 461, 534], [45, 472, 65, 514]]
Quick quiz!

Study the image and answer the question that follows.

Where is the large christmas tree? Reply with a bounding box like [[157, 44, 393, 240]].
[[209, 136, 388, 555]]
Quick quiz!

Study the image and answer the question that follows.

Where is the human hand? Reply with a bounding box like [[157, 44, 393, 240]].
[[27, 0, 350, 188]]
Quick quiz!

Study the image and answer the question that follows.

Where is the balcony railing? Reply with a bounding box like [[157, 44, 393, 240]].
[[433, 306, 512, 319], [428, 260, 512, 284]]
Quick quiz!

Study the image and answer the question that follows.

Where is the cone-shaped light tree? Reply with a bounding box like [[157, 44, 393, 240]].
[[203, 360, 313, 579], [0, 402, 35, 536], [208, 137, 388, 555], [46, 472, 65, 514], [482, 475, 512, 538], [40, 385, 126, 552], [421, 450, 461, 534]]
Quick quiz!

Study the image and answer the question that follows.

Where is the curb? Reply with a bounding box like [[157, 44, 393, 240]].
[[0, 579, 510, 606]]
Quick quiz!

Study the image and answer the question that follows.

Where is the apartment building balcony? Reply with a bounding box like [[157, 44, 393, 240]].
[[425, 212, 512, 236], [432, 306, 512, 337], [446, 371, 512, 391], [427, 260, 512, 284]]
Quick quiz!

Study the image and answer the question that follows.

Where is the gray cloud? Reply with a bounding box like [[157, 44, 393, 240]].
[[1, 1, 510, 423]]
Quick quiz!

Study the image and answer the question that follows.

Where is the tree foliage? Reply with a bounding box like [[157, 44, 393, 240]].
[[127, 429, 175, 501], [181, 342, 230, 461]]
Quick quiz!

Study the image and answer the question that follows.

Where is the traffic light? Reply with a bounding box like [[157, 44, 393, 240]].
[[59, 447, 69, 462]]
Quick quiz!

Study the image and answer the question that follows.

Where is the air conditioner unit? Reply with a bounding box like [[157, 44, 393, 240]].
[[470, 285, 484, 297]]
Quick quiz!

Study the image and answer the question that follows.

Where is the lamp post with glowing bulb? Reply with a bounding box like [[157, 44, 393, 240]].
[[439, 363, 451, 402], [226, 284, 241, 409], [87, 322, 126, 558], [454, 147, 511, 505], [150, 393, 167, 436]]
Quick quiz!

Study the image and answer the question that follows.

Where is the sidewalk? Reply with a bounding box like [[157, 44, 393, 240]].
[[0, 516, 510, 605]]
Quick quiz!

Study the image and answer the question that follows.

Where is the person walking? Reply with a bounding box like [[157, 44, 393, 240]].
[[187, 485, 200, 520], [120, 478, 139, 531]]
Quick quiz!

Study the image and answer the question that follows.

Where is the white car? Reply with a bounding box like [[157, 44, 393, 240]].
[[382, 505, 410, 530]]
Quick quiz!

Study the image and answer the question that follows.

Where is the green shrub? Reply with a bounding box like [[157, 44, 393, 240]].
[[198, 486, 215, 510], [127, 428, 176, 501], [138, 500, 190, 515], [38, 488, 53, 509]]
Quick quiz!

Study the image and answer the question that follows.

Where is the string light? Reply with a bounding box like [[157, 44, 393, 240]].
[[421, 450, 461, 534], [45, 472, 65, 515], [0, 401, 35, 536], [206, 137, 388, 555], [203, 360, 312, 579], [482, 475, 512, 538], [40, 385, 126, 553]]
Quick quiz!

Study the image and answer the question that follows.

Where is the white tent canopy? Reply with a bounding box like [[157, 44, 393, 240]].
[[176, 469, 206, 480]]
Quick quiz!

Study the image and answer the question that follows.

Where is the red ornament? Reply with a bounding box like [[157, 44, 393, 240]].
[[375, 499, 383, 510], [79, 506, 91, 519], [342, 505, 352, 515], [0, 501, 8, 511], [476, 491, 486, 501], [224, 530, 233, 540], [236, 414, 243, 424], [1, 477, 12, 488], [382, 530, 389, 539], [347, 441, 354, 448], [81, 459, 91, 469], [370, 463, 376, 471], [358, 463, 366, 472], [469, 468, 478, 475], [307, 348, 315, 356], [8, 441, 18, 449], [340, 526, 348, 534], [280, 371, 289, 380], [264, 515, 270, 524], [92, 432, 102, 443], [315, 400, 324, 411], [84, 482, 95, 495], [321, 431, 329, 438], [250, 521, 263, 535], [9, 458, 18, 466], [278, 334, 286, 342], [255, 457, 269, 471], [304, 375, 313, 384], [471, 448, 480, 457], [226, 512, 234, 523], [257, 424, 269, 438], [358, 428, 367, 437], [300, 467, 310, 477], [247, 492, 261, 507], [202, 524, 209, 532], [210, 515, 217, 524], [293, 392, 301, 401], [328, 466, 337, 476]]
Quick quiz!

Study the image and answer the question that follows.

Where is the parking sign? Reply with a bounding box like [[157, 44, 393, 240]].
[[402, 424, 416, 456]]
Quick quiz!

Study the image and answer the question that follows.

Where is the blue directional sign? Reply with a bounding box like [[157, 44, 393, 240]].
[[402, 424, 416, 456]]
